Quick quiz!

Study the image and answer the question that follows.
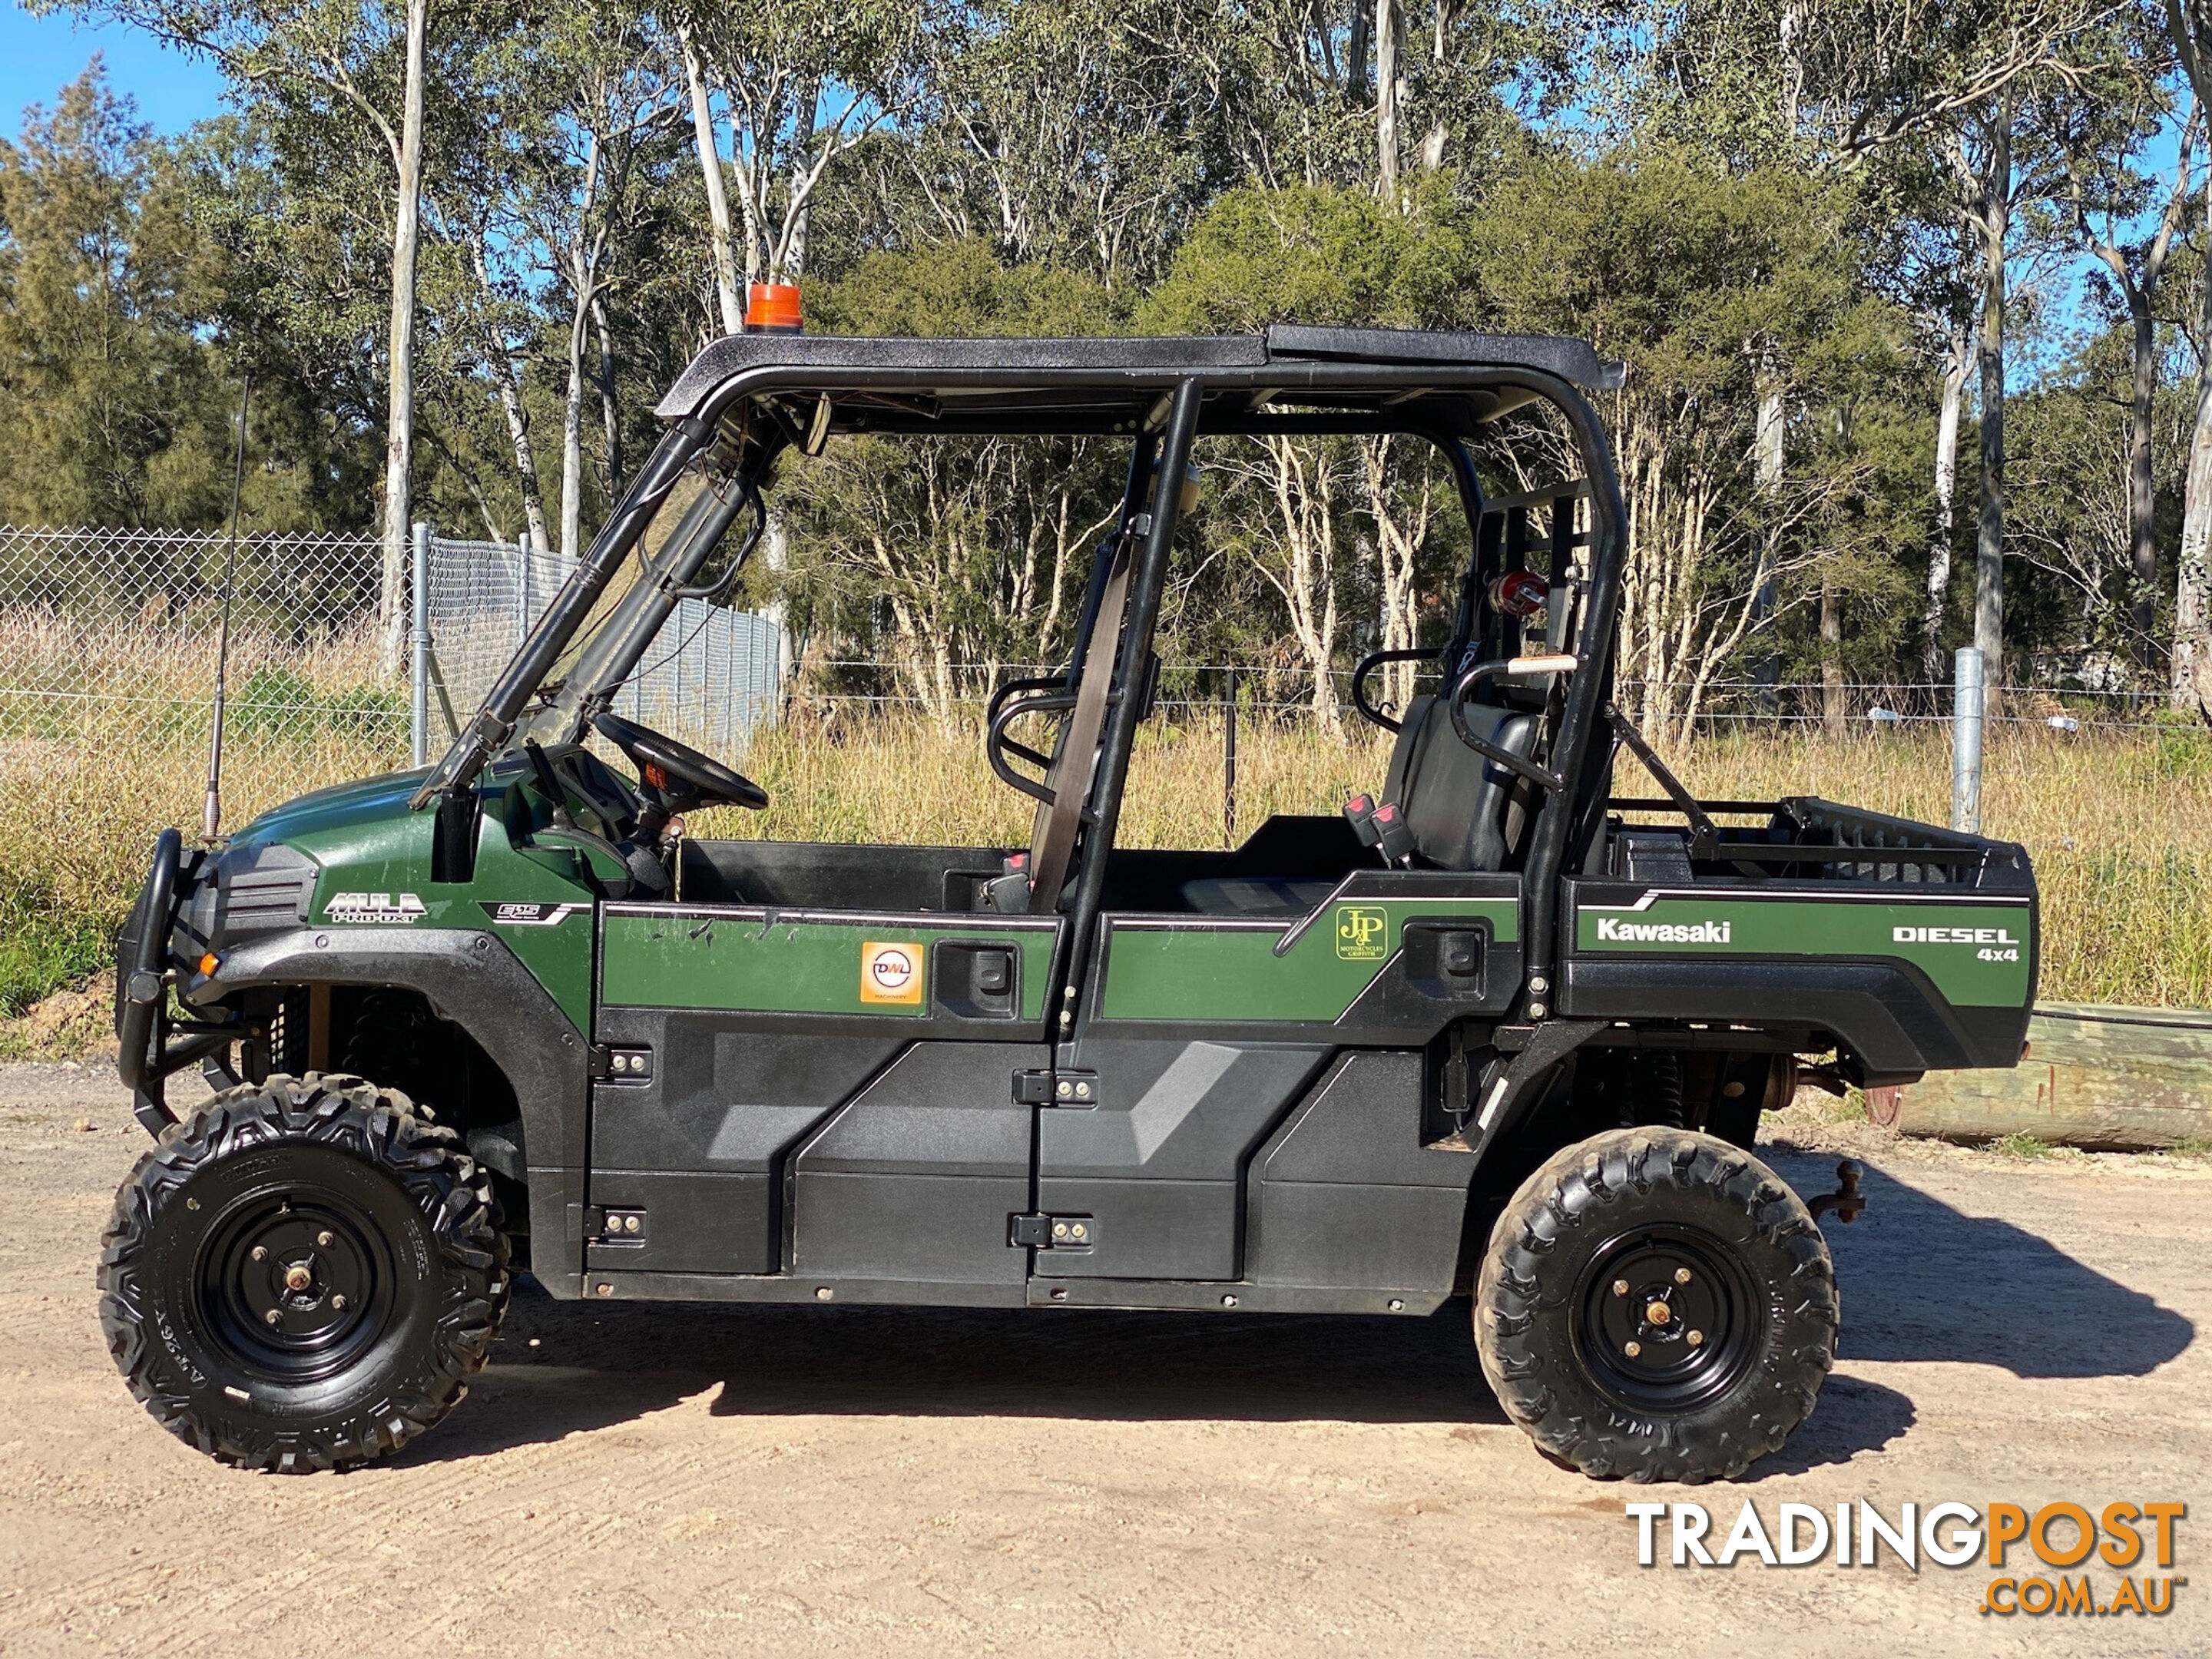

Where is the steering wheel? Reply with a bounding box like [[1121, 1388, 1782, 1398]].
[[591, 710, 770, 813]]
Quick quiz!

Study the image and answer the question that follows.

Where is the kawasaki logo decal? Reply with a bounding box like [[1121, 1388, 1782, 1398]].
[[1595, 917, 1731, 944], [325, 892, 426, 925]]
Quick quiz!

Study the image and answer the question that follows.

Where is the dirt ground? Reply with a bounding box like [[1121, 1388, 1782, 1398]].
[[1, 1063, 2206, 1658]]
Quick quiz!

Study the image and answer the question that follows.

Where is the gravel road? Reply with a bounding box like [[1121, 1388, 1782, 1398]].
[[1, 1063, 2205, 1657]]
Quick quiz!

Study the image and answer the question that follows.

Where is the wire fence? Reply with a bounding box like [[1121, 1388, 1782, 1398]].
[[0, 522, 785, 765], [0, 521, 2187, 783], [794, 657, 2181, 735]]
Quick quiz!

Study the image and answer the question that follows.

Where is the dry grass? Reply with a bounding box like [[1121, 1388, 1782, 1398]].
[[3, 687, 2206, 1018]]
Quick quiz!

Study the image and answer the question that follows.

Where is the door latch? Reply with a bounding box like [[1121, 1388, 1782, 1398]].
[[590, 1044, 653, 1081], [1008, 1212, 1096, 1250], [1012, 1068, 1098, 1106]]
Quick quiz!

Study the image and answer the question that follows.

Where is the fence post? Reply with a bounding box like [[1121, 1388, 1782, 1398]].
[[1951, 645, 1984, 833], [516, 528, 532, 644], [410, 521, 430, 768], [1223, 666, 1238, 849]]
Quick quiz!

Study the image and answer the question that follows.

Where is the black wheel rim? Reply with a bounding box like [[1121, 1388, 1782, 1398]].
[[1573, 1224, 1763, 1413], [195, 1185, 395, 1384]]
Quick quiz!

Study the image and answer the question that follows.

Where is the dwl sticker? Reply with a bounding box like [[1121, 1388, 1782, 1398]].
[[1335, 906, 1388, 961], [860, 940, 925, 1005]]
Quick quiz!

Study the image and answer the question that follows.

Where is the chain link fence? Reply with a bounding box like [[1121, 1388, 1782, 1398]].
[[420, 531, 782, 758], [0, 523, 785, 770]]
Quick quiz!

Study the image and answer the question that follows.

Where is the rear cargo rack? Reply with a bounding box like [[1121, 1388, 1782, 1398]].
[[1608, 795, 2020, 886]]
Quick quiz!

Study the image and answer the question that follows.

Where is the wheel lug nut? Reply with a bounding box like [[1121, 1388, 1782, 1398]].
[[1674, 1267, 1691, 1284], [1611, 1279, 1628, 1296], [263, 1309, 280, 1326], [1624, 1340, 1641, 1357], [317, 1231, 334, 1247], [1687, 1330, 1704, 1346], [331, 1294, 347, 1310], [250, 1246, 267, 1262]]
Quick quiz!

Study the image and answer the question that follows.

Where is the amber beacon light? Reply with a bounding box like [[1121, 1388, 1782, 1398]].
[[744, 281, 803, 333]]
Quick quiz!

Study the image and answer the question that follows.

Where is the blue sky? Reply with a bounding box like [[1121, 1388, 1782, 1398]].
[[0, 5, 224, 138]]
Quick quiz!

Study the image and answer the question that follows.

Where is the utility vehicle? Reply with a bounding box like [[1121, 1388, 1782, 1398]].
[[107, 322, 2038, 1481]]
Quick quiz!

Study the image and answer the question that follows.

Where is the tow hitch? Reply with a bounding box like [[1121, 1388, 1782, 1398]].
[[1806, 1159, 1867, 1225]]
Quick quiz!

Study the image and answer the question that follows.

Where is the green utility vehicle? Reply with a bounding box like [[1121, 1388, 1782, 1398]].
[[107, 326, 2037, 1481]]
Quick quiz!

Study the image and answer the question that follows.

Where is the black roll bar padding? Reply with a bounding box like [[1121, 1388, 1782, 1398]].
[[1350, 647, 1436, 732], [1447, 657, 1570, 793], [1048, 380, 1202, 1035], [116, 826, 181, 1105], [986, 687, 1079, 805]]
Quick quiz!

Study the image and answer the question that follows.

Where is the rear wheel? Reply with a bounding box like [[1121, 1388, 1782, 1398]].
[[98, 1071, 508, 1473], [1474, 1128, 1836, 1482]]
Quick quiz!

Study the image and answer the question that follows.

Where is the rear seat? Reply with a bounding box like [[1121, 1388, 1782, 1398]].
[[1178, 693, 1536, 917]]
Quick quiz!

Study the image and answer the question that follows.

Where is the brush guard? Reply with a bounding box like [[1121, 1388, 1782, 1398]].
[[115, 829, 238, 1134]]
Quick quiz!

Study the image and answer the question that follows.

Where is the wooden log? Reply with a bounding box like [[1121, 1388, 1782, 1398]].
[[1895, 1002, 2212, 1151]]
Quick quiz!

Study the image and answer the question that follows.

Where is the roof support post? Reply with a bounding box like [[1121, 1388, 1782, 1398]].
[[1049, 376, 1205, 1044]]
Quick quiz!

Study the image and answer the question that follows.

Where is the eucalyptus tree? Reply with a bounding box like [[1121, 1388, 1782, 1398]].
[[2163, 0, 2212, 712], [2046, 13, 2194, 674], [669, 0, 926, 287], [38, 0, 492, 666]]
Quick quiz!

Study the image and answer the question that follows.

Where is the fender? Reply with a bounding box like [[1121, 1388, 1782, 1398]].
[[202, 926, 591, 1299]]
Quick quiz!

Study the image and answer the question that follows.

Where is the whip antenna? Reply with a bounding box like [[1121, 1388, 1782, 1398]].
[[201, 378, 250, 842]]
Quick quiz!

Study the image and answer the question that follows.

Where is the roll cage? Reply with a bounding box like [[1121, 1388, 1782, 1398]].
[[412, 324, 1633, 1020]]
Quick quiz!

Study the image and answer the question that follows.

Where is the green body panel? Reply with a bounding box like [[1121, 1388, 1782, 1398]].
[[1099, 897, 1517, 1023], [1573, 892, 2034, 1008], [230, 768, 599, 1035], [600, 909, 1057, 1022]]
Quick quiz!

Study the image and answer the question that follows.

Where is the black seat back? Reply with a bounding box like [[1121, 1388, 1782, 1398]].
[[1380, 696, 1538, 871]]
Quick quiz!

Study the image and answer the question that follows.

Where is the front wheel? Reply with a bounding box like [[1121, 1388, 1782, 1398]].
[[98, 1071, 509, 1473], [1474, 1128, 1836, 1482]]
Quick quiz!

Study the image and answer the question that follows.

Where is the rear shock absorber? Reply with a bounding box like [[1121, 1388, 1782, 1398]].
[[1629, 1050, 1685, 1129]]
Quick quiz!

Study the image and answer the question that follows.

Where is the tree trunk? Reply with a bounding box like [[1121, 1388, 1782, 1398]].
[[1750, 377, 1784, 701], [1972, 112, 2011, 694], [472, 240, 549, 551], [1925, 332, 1965, 684], [2127, 291, 2161, 671], [593, 293, 621, 495], [561, 293, 588, 561], [2177, 228, 2212, 714], [1375, 0, 1399, 198], [680, 25, 743, 336], [377, 0, 429, 674], [1820, 576, 1845, 728]]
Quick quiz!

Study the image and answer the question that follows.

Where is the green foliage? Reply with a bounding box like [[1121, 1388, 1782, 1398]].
[[227, 666, 406, 740], [0, 870, 108, 1015]]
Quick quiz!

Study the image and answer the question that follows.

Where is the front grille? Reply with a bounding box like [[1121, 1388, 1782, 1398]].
[[177, 843, 318, 952]]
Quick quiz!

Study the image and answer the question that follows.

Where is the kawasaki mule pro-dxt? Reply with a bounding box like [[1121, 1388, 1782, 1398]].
[[108, 325, 2037, 1479]]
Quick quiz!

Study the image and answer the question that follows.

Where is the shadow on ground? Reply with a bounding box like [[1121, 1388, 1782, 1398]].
[[407, 1154, 2187, 1472], [1761, 1149, 2196, 1378]]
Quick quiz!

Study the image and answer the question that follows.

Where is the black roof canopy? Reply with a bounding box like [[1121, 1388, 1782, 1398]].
[[653, 325, 1626, 434]]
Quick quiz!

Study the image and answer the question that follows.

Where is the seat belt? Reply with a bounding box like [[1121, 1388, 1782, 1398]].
[[1025, 532, 1135, 915]]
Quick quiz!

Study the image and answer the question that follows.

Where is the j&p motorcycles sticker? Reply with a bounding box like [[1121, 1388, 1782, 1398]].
[[1626, 1498, 2187, 1618], [860, 940, 924, 1005]]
